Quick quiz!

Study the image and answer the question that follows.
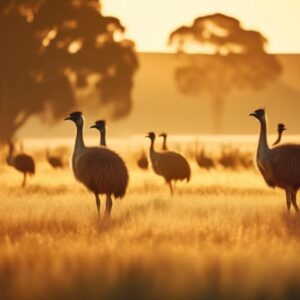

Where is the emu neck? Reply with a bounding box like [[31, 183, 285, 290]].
[[149, 138, 157, 161], [162, 137, 167, 151], [100, 130, 106, 147], [273, 131, 282, 146], [258, 119, 270, 159], [74, 123, 85, 158]]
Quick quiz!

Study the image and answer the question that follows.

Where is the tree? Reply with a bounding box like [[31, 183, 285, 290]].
[[169, 13, 282, 133], [0, 0, 138, 143]]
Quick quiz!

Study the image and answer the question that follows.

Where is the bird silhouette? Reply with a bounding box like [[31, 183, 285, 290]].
[[7, 141, 35, 187]]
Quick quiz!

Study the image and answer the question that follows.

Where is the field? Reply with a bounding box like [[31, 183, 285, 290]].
[[1, 138, 300, 300]]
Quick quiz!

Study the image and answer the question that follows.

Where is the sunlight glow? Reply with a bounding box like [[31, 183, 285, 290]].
[[102, 0, 300, 53], [68, 40, 83, 54], [42, 28, 57, 47]]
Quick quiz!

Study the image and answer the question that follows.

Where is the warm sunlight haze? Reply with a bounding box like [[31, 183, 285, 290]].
[[102, 0, 300, 53], [1, 1, 300, 299]]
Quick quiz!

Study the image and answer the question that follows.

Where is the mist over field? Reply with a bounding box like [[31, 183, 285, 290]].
[[18, 53, 300, 138]]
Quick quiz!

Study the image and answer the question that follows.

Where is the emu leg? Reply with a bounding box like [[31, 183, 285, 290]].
[[291, 191, 299, 212], [22, 173, 27, 188], [167, 181, 173, 196], [285, 189, 291, 212], [95, 194, 101, 216], [105, 194, 113, 217]]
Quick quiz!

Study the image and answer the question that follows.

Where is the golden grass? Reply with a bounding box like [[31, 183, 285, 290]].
[[1, 146, 300, 300]]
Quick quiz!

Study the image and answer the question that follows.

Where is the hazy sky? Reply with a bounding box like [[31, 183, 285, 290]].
[[102, 0, 299, 53]]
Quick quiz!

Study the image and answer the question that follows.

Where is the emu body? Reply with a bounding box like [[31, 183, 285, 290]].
[[196, 148, 215, 170], [7, 142, 35, 187], [46, 148, 64, 169], [137, 151, 149, 170]]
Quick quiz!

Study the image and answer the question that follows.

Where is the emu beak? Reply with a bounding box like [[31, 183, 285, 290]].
[[145, 135, 149, 138], [90, 124, 97, 129], [64, 117, 71, 121], [249, 113, 255, 117]]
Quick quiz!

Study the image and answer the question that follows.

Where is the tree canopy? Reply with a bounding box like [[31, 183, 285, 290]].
[[169, 13, 282, 133], [0, 0, 138, 142]]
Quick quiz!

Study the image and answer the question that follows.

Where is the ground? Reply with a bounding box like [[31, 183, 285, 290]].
[[1, 142, 300, 300]]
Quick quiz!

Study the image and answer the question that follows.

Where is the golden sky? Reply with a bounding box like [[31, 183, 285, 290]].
[[102, 0, 299, 53]]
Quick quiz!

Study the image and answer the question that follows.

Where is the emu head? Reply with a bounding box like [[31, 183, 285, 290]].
[[278, 123, 286, 133], [64, 111, 84, 127], [90, 120, 106, 132], [146, 132, 156, 141], [249, 109, 266, 122]]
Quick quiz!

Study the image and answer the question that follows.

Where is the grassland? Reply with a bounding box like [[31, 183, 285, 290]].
[[1, 141, 300, 300]]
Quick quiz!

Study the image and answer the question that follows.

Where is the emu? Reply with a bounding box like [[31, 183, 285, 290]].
[[90, 119, 130, 215], [146, 132, 191, 195], [250, 109, 300, 212], [7, 141, 35, 187], [196, 148, 215, 170], [65, 112, 129, 217], [137, 151, 149, 170], [272, 123, 286, 146], [46, 147, 64, 169], [159, 133, 168, 151]]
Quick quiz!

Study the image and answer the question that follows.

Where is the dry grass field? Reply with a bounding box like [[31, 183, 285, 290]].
[[1, 139, 300, 300]]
